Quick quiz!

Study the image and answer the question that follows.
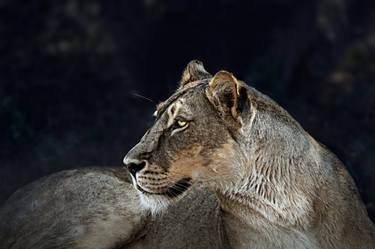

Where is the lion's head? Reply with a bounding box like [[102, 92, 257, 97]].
[[123, 60, 304, 213]]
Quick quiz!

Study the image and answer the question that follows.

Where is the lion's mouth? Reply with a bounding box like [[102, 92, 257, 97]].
[[136, 177, 192, 198]]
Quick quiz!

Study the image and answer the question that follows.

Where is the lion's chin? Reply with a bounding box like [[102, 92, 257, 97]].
[[136, 177, 192, 214]]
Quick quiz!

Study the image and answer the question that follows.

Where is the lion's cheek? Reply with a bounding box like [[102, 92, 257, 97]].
[[168, 155, 206, 182]]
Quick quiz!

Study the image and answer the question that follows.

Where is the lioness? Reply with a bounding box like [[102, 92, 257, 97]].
[[124, 60, 375, 249]]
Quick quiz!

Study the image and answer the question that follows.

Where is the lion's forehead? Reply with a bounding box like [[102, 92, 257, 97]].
[[155, 81, 208, 118], [166, 98, 185, 127]]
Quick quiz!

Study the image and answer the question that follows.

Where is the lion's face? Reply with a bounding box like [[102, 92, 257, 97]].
[[123, 61, 249, 211]]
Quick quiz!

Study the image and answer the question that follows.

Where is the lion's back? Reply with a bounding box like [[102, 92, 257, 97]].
[[311, 143, 375, 248], [0, 167, 149, 249], [0, 167, 227, 249]]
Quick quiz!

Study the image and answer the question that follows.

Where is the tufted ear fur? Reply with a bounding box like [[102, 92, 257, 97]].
[[180, 60, 212, 88], [206, 70, 247, 121]]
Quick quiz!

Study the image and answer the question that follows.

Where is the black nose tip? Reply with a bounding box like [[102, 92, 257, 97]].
[[126, 161, 146, 177]]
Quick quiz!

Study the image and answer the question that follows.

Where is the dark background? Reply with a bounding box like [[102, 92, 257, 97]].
[[1, 0, 374, 220]]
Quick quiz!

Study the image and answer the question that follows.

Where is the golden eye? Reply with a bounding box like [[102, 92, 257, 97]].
[[177, 120, 187, 127]]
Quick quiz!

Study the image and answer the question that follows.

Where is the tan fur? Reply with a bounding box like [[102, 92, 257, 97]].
[[207, 71, 241, 119], [124, 61, 375, 249]]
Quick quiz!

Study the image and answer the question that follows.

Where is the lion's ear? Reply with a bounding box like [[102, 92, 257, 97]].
[[180, 60, 211, 88], [206, 70, 246, 120]]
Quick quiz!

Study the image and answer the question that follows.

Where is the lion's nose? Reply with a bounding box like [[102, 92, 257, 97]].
[[124, 159, 147, 178]]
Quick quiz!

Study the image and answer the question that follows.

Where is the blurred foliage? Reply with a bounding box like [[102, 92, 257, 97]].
[[0, 0, 374, 220]]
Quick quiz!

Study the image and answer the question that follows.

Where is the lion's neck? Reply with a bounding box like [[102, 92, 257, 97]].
[[214, 109, 321, 248], [215, 149, 316, 227], [215, 150, 320, 249]]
